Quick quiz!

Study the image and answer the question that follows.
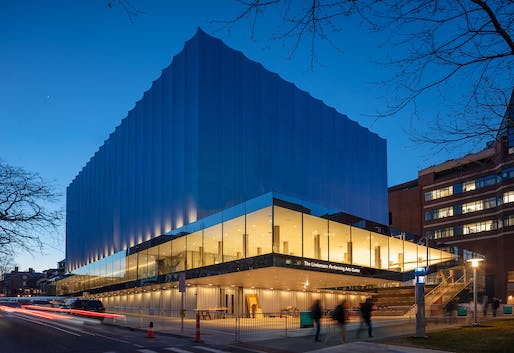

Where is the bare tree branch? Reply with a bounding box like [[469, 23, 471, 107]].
[[221, 0, 513, 154], [0, 160, 63, 258]]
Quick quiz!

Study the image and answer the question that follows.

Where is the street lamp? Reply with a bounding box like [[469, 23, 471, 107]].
[[415, 267, 426, 338], [466, 258, 484, 326]]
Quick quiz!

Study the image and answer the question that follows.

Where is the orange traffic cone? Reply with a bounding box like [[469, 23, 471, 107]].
[[147, 321, 155, 338]]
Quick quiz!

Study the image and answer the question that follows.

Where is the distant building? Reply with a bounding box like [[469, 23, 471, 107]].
[[389, 90, 514, 304], [0, 267, 44, 297], [37, 260, 66, 296]]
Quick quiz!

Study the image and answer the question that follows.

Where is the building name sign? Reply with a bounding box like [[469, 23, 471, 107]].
[[303, 260, 361, 274]]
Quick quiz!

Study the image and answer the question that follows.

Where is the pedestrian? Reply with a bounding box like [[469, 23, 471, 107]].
[[356, 298, 373, 338], [445, 298, 457, 323], [310, 299, 322, 342], [492, 297, 500, 317], [482, 295, 488, 317], [251, 303, 257, 318], [331, 301, 348, 343]]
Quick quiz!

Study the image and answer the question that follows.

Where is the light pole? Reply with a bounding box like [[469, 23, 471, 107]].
[[466, 258, 483, 326], [415, 267, 426, 338]]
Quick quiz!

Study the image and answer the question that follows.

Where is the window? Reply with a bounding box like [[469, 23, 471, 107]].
[[476, 175, 498, 189], [463, 180, 476, 192], [462, 197, 497, 214], [462, 200, 483, 213], [502, 167, 514, 180], [463, 220, 496, 235], [425, 185, 453, 201], [508, 271, 514, 282], [434, 206, 453, 219], [504, 215, 514, 227], [504, 191, 514, 204], [483, 197, 497, 209], [427, 227, 454, 239], [425, 206, 455, 220]]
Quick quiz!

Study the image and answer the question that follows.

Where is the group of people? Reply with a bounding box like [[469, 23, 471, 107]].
[[482, 296, 501, 317], [310, 298, 374, 343]]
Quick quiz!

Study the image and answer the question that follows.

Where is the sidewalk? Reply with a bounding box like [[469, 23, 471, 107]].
[[104, 312, 513, 353]]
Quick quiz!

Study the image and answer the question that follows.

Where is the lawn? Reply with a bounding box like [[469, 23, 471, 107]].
[[380, 319, 514, 353]]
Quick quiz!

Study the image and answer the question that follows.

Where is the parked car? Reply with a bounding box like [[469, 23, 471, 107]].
[[62, 298, 105, 313], [0, 301, 22, 309]]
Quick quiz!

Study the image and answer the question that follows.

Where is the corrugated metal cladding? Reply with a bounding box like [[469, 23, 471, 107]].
[[66, 28, 388, 271]]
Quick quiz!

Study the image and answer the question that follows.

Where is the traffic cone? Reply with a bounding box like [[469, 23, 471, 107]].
[[147, 321, 155, 338]]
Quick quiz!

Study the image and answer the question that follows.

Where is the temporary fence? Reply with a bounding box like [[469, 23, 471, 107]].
[[105, 306, 345, 343]]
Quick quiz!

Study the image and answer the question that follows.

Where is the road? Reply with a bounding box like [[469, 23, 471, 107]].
[[0, 308, 248, 353]]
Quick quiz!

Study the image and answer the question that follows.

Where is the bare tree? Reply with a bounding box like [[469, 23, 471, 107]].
[[0, 253, 16, 278], [221, 1, 514, 152], [106, 0, 145, 23], [0, 161, 63, 258]]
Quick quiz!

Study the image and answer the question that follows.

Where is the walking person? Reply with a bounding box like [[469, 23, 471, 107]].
[[331, 301, 348, 343], [356, 298, 373, 338], [482, 295, 489, 317], [310, 299, 322, 342], [492, 297, 500, 317]]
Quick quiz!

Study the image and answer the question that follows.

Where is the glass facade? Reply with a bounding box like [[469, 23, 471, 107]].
[[56, 193, 455, 295]]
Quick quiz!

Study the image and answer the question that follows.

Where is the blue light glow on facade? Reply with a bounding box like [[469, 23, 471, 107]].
[[66, 29, 387, 271]]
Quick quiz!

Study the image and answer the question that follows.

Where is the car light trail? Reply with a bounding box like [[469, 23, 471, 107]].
[[0, 305, 71, 320], [22, 305, 126, 319]]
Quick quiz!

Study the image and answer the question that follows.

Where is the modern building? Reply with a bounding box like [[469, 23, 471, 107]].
[[59, 29, 461, 315], [389, 90, 514, 304]]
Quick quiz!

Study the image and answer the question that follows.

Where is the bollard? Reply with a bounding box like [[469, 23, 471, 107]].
[[147, 321, 155, 338], [195, 311, 201, 342]]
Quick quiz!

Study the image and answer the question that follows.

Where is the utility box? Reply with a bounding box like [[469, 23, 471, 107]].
[[300, 312, 313, 328], [504, 305, 513, 315]]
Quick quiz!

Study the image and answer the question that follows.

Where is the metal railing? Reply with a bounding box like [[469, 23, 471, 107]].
[[404, 268, 471, 318], [104, 307, 347, 343]]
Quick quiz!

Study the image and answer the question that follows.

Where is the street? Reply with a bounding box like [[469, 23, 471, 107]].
[[0, 309, 246, 353]]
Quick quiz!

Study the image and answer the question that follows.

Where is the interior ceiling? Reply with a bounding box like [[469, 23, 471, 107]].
[[185, 267, 397, 291]]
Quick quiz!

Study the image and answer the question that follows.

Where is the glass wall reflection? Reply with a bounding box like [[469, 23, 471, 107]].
[[56, 197, 456, 295]]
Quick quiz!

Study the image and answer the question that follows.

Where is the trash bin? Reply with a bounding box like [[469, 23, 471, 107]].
[[457, 305, 467, 316], [504, 305, 513, 315], [299, 311, 313, 328]]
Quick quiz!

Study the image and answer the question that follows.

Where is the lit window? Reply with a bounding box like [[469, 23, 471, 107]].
[[433, 206, 453, 219], [463, 180, 476, 192], [504, 191, 514, 204], [425, 185, 453, 201], [463, 220, 496, 235], [432, 227, 454, 239]]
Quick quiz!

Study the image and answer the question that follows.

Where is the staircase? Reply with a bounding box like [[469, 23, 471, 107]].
[[405, 267, 471, 318]]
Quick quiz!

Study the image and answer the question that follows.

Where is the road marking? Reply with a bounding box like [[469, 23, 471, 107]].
[[92, 332, 133, 345], [14, 315, 81, 336], [164, 348, 193, 353], [228, 344, 268, 353], [136, 349, 158, 353], [133, 344, 145, 348], [193, 347, 230, 353]]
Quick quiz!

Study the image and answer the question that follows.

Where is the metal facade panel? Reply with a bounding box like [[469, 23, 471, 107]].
[[66, 29, 388, 271]]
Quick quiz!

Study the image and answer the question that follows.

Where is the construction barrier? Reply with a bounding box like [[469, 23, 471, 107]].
[[147, 321, 155, 338]]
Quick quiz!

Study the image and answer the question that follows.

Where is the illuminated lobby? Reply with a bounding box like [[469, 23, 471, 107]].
[[57, 193, 456, 316]]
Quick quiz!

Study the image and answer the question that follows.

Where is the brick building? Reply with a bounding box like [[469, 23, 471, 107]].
[[0, 267, 43, 297], [389, 90, 514, 304]]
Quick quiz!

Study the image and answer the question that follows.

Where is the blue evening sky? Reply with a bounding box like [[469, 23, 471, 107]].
[[2, 1, 464, 271]]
